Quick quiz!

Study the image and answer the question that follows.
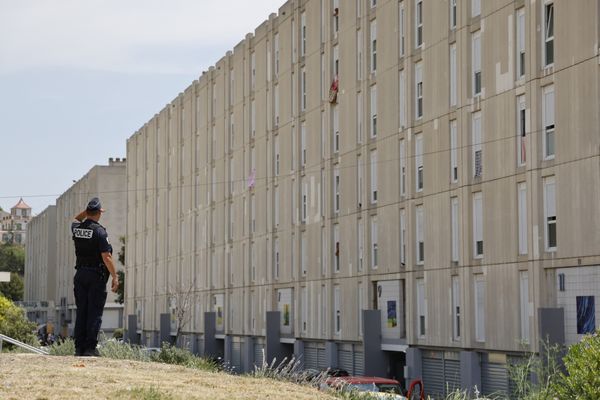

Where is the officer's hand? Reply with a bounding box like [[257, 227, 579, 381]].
[[111, 275, 119, 293]]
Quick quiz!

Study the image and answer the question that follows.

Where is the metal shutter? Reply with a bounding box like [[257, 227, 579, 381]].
[[338, 349, 354, 374], [231, 341, 242, 372], [317, 347, 328, 369], [481, 361, 509, 397], [422, 354, 444, 398], [254, 343, 265, 368], [444, 358, 461, 394], [304, 344, 318, 370], [353, 351, 364, 376]]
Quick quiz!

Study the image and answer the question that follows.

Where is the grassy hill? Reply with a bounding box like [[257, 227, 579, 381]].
[[0, 354, 338, 400]]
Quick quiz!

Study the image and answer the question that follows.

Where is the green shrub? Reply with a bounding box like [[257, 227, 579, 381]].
[[553, 331, 600, 399], [0, 294, 37, 349], [112, 328, 124, 339], [152, 342, 217, 371], [98, 339, 151, 361], [48, 338, 76, 356]]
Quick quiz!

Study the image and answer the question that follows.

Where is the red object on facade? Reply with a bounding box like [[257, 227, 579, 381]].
[[329, 76, 339, 104]]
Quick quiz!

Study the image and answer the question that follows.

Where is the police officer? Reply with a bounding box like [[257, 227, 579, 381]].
[[72, 197, 119, 356]]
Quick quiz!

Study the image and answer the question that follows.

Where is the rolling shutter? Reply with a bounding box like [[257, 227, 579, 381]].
[[422, 353, 444, 398], [231, 340, 242, 372], [254, 343, 265, 368], [304, 344, 318, 370]]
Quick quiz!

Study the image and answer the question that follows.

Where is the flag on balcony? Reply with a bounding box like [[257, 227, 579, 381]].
[[329, 75, 339, 104]]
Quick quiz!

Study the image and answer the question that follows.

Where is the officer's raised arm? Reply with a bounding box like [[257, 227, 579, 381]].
[[74, 210, 87, 223]]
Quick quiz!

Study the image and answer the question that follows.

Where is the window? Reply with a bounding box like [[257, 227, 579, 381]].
[[399, 2, 405, 56], [399, 70, 407, 129], [229, 157, 234, 195], [358, 282, 364, 335], [450, 0, 457, 29], [334, 166, 340, 213], [321, 111, 326, 158], [302, 178, 308, 222], [370, 149, 378, 203], [474, 274, 485, 342], [274, 186, 280, 226], [301, 11, 306, 57], [518, 183, 528, 255], [517, 95, 527, 166], [229, 71, 235, 106], [473, 192, 483, 257], [322, 226, 327, 275], [472, 0, 481, 17], [333, 0, 339, 36], [415, 0, 423, 48], [301, 286, 308, 333], [517, 8, 525, 78], [334, 223, 340, 272], [452, 275, 460, 340], [301, 67, 307, 112], [274, 33, 280, 77], [275, 239, 280, 279], [333, 44, 340, 77], [472, 31, 482, 96], [558, 273, 565, 291], [370, 0, 377, 8], [334, 285, 341, 334], [333, 105, 340, 152], [357, 29, 363, 80], [451, 197, 459, 262], [321, 285, 327, 334], [357, 154, 364, 208], [520, 271, 529, 343], [416, 205, 424, 264], [544, 2, 554, 66], [251, 99, 256, 137], [274, 84, 280, 127], [371, 216, 378, 268], [450, 120, 458, 182], [450, 44, 457, 106], [358, 219, 364, 271], [229, 113, 235, 150], [251, 194, 256, 233], [472, 112, 482, 178], [275, 135, 280, 176], [415, 134, 423, 191], [415, 62, 423, 119], [400, 139, 406, 196], [251, 51, 256, 90], [301, 122, 307, 166], [291, 125, 297, 170], [543, 85, 555, 159], [544, 176, 557, 251], [370, 84, 377, 137], [301, 232, 307, 275], [357, 92, 364, 143], [416, 278, 426, 337], [370, 20, 377, 72], [400, 209, 406, 265]]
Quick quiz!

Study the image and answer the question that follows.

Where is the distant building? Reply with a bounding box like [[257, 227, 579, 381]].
[[24, 158, 127, 337], [0, 198, 32, 245]]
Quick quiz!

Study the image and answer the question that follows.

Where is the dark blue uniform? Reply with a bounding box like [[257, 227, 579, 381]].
[[72, 219, 112, 356]]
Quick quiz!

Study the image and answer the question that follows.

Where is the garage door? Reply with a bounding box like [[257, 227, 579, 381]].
[[338, 349, 353, 374], [231, 340, 242, 372], [422, 351, 461, 398], [304, 345, 318, 370], [254, 343, 265, 369]]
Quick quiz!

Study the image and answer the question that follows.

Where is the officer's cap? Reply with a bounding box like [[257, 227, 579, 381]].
[[86, 197, 104, 212]]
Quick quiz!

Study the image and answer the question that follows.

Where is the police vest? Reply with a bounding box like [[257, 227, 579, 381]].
[[72, 219, 112, 268]]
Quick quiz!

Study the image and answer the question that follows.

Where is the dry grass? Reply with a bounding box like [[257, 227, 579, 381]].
[[0, 354, 338, 400]]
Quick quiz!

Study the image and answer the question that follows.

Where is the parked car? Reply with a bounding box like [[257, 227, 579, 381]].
[[322, 376, 407, 399]]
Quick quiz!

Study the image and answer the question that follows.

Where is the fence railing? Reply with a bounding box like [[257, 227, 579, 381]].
[[0, 333, 48, 355]]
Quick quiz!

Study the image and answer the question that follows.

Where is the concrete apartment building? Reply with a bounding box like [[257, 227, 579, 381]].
[[23, 205, 57, 324], [24, 158, 127, 337], [124, 0, 600, 397]]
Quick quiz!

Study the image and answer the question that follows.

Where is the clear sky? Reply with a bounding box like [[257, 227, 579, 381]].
[[0, 0, 283, 214]]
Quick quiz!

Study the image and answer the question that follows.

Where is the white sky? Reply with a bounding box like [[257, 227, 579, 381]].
[[0, 0, 283, 214]]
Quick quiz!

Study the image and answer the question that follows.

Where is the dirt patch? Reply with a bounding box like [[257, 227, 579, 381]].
[[0, 354, 337, 400]]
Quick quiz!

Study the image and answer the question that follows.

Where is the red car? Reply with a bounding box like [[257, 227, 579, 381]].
[[323, 376, 407, 399]]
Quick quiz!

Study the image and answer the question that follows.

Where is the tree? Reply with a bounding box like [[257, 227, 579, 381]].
[[115, 236, 125, 304], [0, 244, 25, 274], [0, 273, 24, 301], [0, 294, 37, 346], [169, 281, 196, 346], [116, 270, 125, 304]]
